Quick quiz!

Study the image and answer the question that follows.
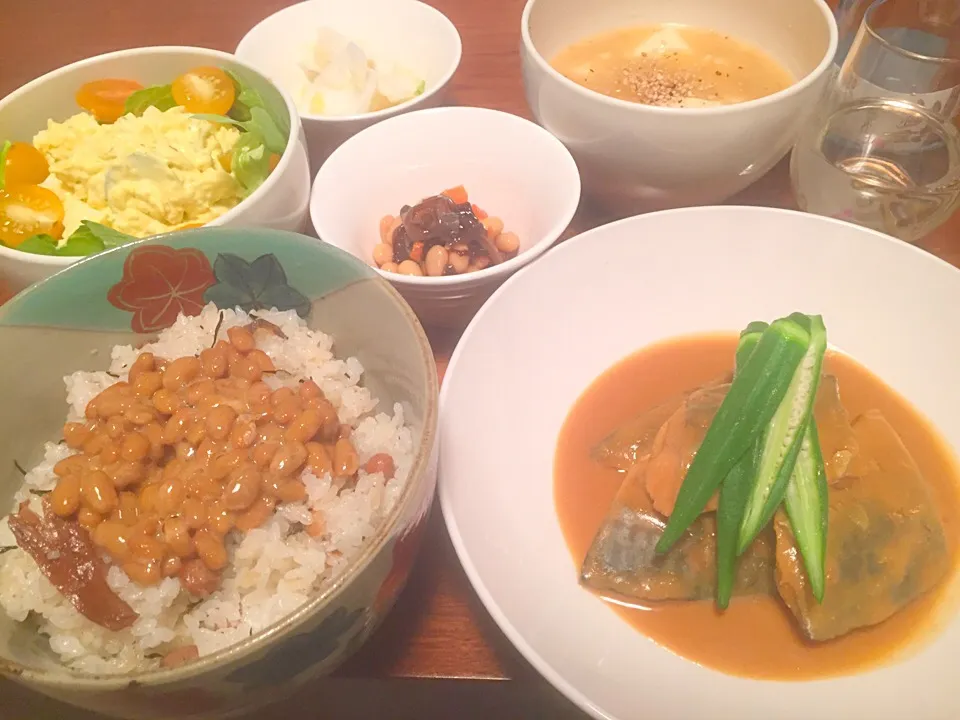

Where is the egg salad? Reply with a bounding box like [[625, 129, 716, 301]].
[[0, 65, 289, 257], [33, 106, 243, 238]]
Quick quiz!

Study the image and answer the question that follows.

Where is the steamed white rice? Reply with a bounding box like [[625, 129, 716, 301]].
[[0, 304, 414, 674]]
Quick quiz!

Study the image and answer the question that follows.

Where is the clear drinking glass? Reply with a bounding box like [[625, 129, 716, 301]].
[[791, 98, 960, 242], [791, 0, 960, 241]]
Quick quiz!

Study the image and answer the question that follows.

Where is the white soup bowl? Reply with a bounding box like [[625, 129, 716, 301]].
[[520, 0, 838, 214]]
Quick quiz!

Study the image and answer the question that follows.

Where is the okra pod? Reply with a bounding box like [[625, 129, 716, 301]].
[[715, 322, 767, 609], [656, 318, 810, 554], [737, 315, 828, 553], [784, 420, 829, 602]]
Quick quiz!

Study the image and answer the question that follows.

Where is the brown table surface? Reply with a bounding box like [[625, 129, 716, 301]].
[[4, 0, 960, 718]]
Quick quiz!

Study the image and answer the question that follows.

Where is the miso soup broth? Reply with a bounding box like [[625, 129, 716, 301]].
[[551, 24, 795, 108]]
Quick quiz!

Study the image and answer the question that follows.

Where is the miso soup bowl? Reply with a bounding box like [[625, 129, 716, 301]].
[[0, 227, 438, 719], [520, 0, 839, 214], [0, 47, 313, 295]]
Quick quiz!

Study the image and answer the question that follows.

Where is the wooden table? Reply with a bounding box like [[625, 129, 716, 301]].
[[3, 1, 960, 717]]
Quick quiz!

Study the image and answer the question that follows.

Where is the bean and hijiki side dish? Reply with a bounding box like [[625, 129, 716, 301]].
[[372, 185, 519, 277], [0, 305, 413, 673], [555, 314, 960, 679]]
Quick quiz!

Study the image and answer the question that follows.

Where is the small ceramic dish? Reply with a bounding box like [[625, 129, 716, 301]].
[[310, 106, 581, 328], [0, 227, 438, 720], [440, 206, 960, 720], [0, 47, 313, 295], [236, 0, 462, 175]]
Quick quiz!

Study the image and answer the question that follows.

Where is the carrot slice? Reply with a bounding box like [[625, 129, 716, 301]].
[[471, 203, 488, 220], [409, 241, 425, 263], [442, 185, 468, 204]]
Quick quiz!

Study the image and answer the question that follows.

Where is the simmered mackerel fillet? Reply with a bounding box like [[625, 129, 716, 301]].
[[814, 375, 859, 484], [580, 462, 775, 602], [590, 391, 691, 473], [592, 376, 859, 519], [774, 411, 950, 641], [644, 383, 730, 516]]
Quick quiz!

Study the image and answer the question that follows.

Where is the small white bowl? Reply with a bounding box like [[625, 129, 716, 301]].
[[310, 106, 582, 328], [0, 46, 312, 294], [520, 0, 838, 214], [236, 0, 462, 176]]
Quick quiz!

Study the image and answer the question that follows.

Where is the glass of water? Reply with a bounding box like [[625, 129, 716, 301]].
[[791, 97, 960, 242], [837, 0, 960, 117], [792, 0, 960, 241]]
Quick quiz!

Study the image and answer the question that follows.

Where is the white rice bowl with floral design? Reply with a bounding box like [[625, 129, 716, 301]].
[[0, 303, 414, 674]]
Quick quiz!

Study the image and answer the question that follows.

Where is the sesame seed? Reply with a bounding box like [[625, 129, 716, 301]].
[[618, 58, 713, 107]]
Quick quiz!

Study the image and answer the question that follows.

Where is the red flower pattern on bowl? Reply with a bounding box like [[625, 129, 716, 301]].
[[107, 245, 216, 333]]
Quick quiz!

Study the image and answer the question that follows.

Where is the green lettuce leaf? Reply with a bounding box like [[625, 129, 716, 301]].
[[70, 220, 136, 249], [16, 234, 59, 255], [230, 131, 272, 193], [193, 107, 285, 155], [55, 232, 105, 256], [124, 85, 177, 116], [16, 221, 136, 257], [224, 68, 290, 138]]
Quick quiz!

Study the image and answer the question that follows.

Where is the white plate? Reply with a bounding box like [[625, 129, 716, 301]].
[[438, 206, 960, 720]]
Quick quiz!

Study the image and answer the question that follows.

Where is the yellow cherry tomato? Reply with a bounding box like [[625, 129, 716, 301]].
[[0, 185, 65, 248], [172, 67, 236, 115], [75, 79, 144, 123], [3, 142, 49, 187]]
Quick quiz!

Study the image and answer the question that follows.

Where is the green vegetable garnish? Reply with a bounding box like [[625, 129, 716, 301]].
[[193, 107, 285, 155], [17, 234, 59, 255], [0, 140, 10, 189], [196, 71, 291, 194], [124, 85, 177, 116], [737, 314, 827, 553], [195, 69, 289, 157], [225, 70, 263, 123], [230, 131, 272, 193], [784, 421, 829, 602], [415, 80, 426, 96], [16, 221, 135, 257], [778, 314, 830, 602], [656, 319, 810, 554], [230, 68, 290, 138], [55, 232, 104, 256], [70, 220, 136, 250], [715, 321, 768, 609]]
